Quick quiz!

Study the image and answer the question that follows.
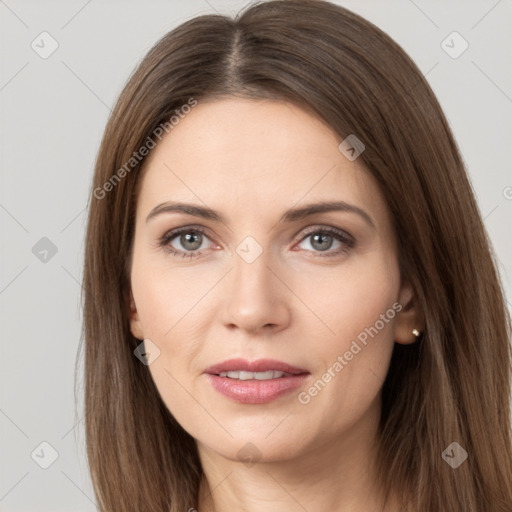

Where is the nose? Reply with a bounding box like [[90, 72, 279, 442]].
[[220, 245, 291, 334]]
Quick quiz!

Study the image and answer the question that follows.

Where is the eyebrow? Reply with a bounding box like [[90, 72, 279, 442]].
[[146, 200, 375, 228]]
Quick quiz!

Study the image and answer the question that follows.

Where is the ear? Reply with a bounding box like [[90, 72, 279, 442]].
[[128, 290, 144, 340], [394, 279, 424, 345]]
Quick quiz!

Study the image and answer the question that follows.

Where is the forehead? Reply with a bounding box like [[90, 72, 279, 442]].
[[136, 98, 387, 225]]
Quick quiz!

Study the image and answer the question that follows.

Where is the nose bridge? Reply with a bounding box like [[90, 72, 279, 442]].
[[232, 236, 275, 301]]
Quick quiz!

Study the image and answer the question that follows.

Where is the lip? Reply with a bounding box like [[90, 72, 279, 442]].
[[204, 358, 310, 404]]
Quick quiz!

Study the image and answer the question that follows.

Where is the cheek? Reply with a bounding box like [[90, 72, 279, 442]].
[[132, 267, 207, 419], [293, 252, 400, 412], [334, 279, 398, 348], [131, 255, 212, 342], [131, 259, 214, 395], [293, 253, 400, 345]]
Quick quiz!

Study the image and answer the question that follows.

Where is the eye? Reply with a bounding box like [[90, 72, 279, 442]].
[[295, 226, 354, 257], [159, 225, 355, 260], [159, 226, 214, 259]]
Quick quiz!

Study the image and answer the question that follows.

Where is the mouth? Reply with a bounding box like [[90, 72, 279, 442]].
[[204, 357, 309, 376], [217, 370, 296, 380], [204, 358, 310, 404]]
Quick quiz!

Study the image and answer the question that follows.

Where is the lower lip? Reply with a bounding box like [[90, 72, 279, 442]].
[[205, 374, 310, 404]]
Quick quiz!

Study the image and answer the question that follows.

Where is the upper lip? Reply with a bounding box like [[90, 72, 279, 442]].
[[204, 358, 309, 376]]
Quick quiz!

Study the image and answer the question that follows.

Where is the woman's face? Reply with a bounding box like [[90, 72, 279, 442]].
[[129, 98, 416, 463]]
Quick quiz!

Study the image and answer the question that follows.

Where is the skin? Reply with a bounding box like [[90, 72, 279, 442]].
[[129, 98, 422, 511]]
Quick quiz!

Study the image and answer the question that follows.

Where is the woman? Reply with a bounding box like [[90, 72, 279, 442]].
[[81, 0, 512, 510]]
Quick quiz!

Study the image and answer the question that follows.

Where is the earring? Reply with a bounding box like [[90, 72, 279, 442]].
[[412, 328, 421, 338]]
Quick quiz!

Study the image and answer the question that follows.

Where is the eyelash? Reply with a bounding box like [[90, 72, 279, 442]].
[[159, 225, 355, 260]]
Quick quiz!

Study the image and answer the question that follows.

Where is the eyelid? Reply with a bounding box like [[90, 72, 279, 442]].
[[297, 225, 354, 243], [159, 225, 215, 248]]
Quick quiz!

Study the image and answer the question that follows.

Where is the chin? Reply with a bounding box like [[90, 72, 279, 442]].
[[194, 422, 312, 464]]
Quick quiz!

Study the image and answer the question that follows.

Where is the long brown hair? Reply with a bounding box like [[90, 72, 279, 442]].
[[80, 1, 512, 510]]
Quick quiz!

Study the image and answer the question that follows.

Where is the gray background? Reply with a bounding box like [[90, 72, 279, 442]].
[[1, 0, 511, 510]]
